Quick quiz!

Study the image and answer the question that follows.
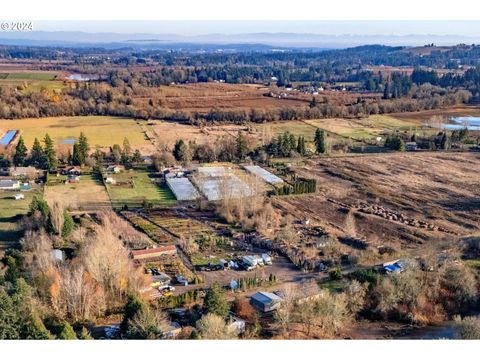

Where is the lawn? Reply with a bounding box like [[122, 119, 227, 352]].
[[0, 186, 43, 249], [0, 116, 151, 150], [43, 169, 111, 211], [106, 167, 176, 209]]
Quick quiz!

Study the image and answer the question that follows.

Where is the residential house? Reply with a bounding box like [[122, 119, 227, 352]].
[[0, 179, 21, 190], [9, 166, 38, 178]]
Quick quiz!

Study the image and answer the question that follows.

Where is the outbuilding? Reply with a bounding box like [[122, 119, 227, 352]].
[[0, 179, 21, 190], [250, 291, 282, 313]]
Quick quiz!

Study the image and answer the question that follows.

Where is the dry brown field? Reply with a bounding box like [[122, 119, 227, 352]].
[[274, 152, 480, 251]]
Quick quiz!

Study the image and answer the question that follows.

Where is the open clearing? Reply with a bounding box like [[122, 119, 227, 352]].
[[0, 116, 152, 151], [44, 171, 111, 212], [0, 186, 43, 250], [274, 152, 480, 252]]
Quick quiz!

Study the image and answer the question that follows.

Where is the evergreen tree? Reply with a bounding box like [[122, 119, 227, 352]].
[[309, 96, 318, 108], [13, 136, 28, 167], [72, 143, 82, 166], [78, 327, 93, 340], [77, 132, 89, 165], [314, 128, 326, 154], [121, 294, 145, 333], [204, 283, 230, 318], [236, 131, 247, 161], [29, 138, 44, 168], [173, 139, 185, 161], [43, 134, 57, 169], [132, 149, 143, 164], [57, 322, 77, 340]]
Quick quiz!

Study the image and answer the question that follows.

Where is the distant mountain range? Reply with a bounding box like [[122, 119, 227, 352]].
[[1, 31, 480, 49]]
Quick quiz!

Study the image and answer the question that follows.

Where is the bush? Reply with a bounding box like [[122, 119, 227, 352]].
[[349, 268, 381, 284], [329, 267, 343, 280]]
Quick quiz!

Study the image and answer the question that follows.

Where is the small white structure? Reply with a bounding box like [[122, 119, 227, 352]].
[[166, 177, 200, 201], [107, 165, 123, 174], [51, 249, 64, 262], [105, 177, 116, 185], [244, 165, 284, 185], [13, 193, 24, 200]]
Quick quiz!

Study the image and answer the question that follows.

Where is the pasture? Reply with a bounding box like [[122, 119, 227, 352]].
[[0, 186, 43, 250], [43, 170, 111, 211], [0, 116, 152, 151], [0, 71, 64, 93]]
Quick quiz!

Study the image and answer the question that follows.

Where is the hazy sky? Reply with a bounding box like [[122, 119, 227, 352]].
[[33, 21, 480, 36]]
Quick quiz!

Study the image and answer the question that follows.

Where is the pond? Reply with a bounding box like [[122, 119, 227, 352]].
[[62, 138, 76, 145], [0, 130, 18, 145], [427, 116, 480, 130], [67, 74, 91, 81], [444, 116, 480, 130]]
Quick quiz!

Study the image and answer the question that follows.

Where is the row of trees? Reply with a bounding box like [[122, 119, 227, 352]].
[[12, 134, 57, 169]]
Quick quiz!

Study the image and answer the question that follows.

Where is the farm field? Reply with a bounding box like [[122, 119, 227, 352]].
[[148, 120, 248, 148], [140, 82, 307, 113], [0, 71, 64, 92], [0, 116, 153, 152], [274, 152, 480, 255], [0, 186, 43, 251], [106, 167, 176, 209], [43, 170, 111, 211]]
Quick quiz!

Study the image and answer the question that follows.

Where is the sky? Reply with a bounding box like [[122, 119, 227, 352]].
[[32, 21, 480, 37]]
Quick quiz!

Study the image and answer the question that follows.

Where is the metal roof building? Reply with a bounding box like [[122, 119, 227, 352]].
[[250, 291, 282, 313]]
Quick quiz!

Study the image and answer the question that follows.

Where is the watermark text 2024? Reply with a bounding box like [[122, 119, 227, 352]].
[[0, 22, 33, 31]]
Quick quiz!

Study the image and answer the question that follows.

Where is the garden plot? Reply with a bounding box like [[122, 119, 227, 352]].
[[244, 165, 284, 185], [121, 211, 174, 245], [166, 177, 200, 201], [147, 214, 215, 241]]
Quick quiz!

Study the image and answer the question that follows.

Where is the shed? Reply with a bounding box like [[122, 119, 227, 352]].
[[51, 249, 64, 262], [250, 291, 282, 313], [405, 142, 417, 151], [13, 193, 25, 200]]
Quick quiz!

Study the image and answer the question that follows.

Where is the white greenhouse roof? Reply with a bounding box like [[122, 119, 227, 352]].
[[244, 165, 284, 184], [166, 177, 200, 201]]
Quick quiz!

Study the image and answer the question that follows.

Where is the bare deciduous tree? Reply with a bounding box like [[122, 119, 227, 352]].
[[196, 313, 238, 340]]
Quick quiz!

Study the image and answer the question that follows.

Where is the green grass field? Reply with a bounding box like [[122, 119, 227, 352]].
[[106, 167, 176, 209], [0, 186, 43, 248], [0, 116, 151, 150], [0, 72, 63, 93], [1, 72, 57, 80]]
